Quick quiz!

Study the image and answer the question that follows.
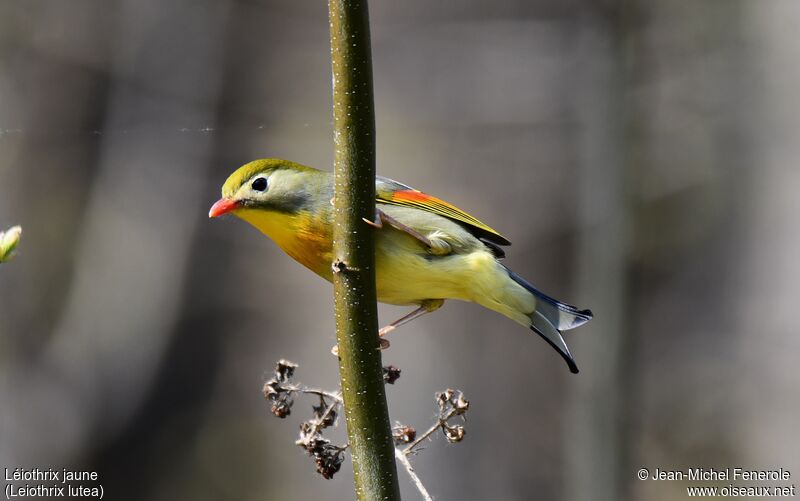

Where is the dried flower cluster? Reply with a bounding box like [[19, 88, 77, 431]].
[[436, 389, 469, 444], [396, 388, 470, 461], [262, 359, 298, 418], [392, 424, 417, 444], [262, 360, 349, 479], [297, 416, 345, 479], [263, 358, 470, 500], [383, 365, 401, 384]]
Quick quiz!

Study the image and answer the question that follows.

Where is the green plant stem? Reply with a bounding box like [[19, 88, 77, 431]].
[[328, 1, 402, 500]]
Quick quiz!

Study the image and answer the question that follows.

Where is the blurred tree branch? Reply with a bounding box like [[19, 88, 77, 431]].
[[568, 4, 640, 500], [328, 0, 401, 499]]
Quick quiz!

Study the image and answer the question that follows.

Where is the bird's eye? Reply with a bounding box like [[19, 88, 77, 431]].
[[251, 177, 268, 192]]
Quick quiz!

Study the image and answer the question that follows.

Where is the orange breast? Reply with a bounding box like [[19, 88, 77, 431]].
[[281, 223, 334, 280], [236, 208, 334, 280]]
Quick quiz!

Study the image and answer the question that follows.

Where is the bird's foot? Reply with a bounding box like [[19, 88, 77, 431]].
[[362, 216, 382, 228], [365, 209, 452, 255]]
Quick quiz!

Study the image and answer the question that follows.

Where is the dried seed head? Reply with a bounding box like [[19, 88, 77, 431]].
[[435, 388, 469, 417], [263, 360, 299, 418], [392, 425, 417, 444], [453, 392, 470, 415], [443, 424, 466, 443], [262, 381, 278, 399], [275, 359, 298, 382], [270, 394, 294, 418], [304, 435, 330, 455], [312, 403, 337, 429], [314, 444, 344, 479], [263, 380, 294, 418], [383, 365, 401, 384], [297, 431, 344, 480], [436, 389, 455, 411]]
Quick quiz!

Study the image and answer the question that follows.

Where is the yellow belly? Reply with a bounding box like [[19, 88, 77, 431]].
[[236, 208, 533, 325], [374, 227, 534, 326]]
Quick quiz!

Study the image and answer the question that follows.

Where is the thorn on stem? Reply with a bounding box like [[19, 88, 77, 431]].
[[332, 259, 360, 273]]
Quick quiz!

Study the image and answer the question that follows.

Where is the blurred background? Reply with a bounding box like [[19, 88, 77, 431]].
[[1, 1, 798, 500]]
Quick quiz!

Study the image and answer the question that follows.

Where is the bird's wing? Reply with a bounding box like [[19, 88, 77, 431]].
[[376, 176, 511, 246]]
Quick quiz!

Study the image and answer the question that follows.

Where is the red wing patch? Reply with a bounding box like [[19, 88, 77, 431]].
[[381, 189, 510, 245]]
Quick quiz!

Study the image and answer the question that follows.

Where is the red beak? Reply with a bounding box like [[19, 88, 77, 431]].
[[208, 198, 240, 218]]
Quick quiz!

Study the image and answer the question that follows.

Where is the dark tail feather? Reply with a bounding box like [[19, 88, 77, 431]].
[[504, 266, 593, 374], [531, 312, 579, 374], [504, 267, 593, 330]]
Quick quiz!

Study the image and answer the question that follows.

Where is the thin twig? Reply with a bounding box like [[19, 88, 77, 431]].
[[402, 407, 459, 455], [288, 386, 344, 446], [395, 448, 434, 501], [302, 396, 340, 442], [292, 386, 343, 403]]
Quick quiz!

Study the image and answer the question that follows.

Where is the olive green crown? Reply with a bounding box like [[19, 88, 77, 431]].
[[221, 158, 317, 198]]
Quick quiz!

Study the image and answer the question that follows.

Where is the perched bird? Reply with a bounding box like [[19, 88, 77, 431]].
[[210, 158, 592, 373]]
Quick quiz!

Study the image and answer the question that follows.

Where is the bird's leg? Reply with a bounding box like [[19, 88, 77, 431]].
[[363, 209, 451, 255], [331, 299, 444, 356], [379, 299, 445, 338]]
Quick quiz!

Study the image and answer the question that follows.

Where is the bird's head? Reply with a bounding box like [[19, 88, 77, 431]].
[[209, 158, 320, 218]]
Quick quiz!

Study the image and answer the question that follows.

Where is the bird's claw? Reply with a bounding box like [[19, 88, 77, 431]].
[[362, 216, 382, 228]]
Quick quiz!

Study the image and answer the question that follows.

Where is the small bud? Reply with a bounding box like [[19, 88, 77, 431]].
[[392, 425, 416, 444], [443, 424, 465, 443], [383, 365, 401, 384], [0, 226, 22, 263]]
